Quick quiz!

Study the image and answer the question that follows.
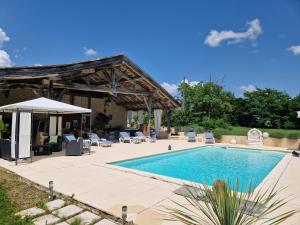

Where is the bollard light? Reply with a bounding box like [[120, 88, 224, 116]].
[[49, 181, 54, 197], [122, 205, 127, 224]]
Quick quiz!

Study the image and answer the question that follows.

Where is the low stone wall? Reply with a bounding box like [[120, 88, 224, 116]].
[[217, 135, 300, 149], [168, 131, 300, 149]]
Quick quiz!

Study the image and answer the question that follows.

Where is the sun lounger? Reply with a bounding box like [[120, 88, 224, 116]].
[[187, 131, 196, 142], [135, 131, 147, 142], [119, 132, 141, 144], [148, 134, 156, 142], [204, 132, 215, 144], [88, 133, 112, 147]]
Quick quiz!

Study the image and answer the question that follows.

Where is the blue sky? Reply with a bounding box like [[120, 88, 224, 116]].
[[0, 0, 299, 97]]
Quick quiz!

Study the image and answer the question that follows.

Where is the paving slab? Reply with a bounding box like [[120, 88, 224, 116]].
[[94, 219, 119, 225], [56, 222, 69, 225], [46, 199, 65, 211], [67, 211, 101, 224], [54, 204, 83, 218], [16, 207, 45, 217], [33, 214, 60, 225]]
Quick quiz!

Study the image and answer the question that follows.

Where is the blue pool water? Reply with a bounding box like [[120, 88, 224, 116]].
[[111, 146, 285, 189]]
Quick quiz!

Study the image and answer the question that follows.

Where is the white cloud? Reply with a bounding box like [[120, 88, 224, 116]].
[[161, 82, 179, 96], [83, 47, 97, 56], [240, 84, 257, 93], [162, 80, 201, 96], [204, 19, 262, 47], [0, 50, 13, 67], [34, 63, 42, 66], [0, 27, 10, 47], [287, 45, 300, 56]]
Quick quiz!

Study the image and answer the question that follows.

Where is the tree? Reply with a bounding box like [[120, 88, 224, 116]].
[[241, 89, 292, 128], [173, 82, 234, 126]]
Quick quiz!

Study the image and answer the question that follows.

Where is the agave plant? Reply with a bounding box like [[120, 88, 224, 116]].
[[167, 179, 298, 225]]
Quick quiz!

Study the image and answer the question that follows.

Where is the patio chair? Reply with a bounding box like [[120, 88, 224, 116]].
[[47, 135, 62, 152], [63, 134, 84, 156], [0, 139, 12, 161], [148, 134, 157, 143], [135, 131, 147, 142], [88, 133, 112, 147], [247, 128, 263, 145], [204, 132, 215, 144], [187, 131, 196, 142], [119, 132, 141, 144]]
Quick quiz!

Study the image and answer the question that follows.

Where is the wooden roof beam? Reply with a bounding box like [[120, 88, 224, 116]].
[[53, 82, 152, 96]]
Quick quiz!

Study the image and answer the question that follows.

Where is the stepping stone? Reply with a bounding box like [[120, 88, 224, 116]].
[[46, 199, 65, 211], [67, 211, 101, 224], [127, 213, 137, 222], [54, 204, 83, 218], [33, 214, 60, 225], [94, 219, 119, 225], [56, 222, 69, 225], [16, 207, 45, 217], [68, 211, 101, 224]]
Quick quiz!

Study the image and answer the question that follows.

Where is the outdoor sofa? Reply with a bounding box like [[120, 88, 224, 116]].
[[63, 134, 85, 156]]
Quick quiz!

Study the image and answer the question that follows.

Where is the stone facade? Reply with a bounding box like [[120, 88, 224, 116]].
[[0, 88, 127, 128]]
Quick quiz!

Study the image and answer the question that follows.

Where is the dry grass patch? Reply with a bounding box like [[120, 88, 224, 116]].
[[0, 167, 48, 211]]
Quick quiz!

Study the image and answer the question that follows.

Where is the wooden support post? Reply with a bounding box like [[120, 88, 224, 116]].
[[55, 89, 66, 101], [144, 96, 153, 136], [88, 96, 91, 109], [70, 95, 74, 105], [48, 80, 53, 99]]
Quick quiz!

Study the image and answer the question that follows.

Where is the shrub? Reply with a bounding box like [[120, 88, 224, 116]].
[[269, 131, 285, 139], [172, 109, 192, 127], [213, 128, 230, 140], [167, 179, 297, 225], [182, 125, 205, 134], [201, 117, 229, 130], [287, 132, 300, 139]]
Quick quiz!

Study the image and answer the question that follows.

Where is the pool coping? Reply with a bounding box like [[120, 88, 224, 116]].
[[102, 144, 291, 192]]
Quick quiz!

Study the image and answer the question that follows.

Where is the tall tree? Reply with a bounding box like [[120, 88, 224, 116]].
[[176, 82, 234, 125]]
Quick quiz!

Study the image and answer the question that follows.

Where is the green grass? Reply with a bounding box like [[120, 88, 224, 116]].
[[69, 217, 82, 225], [0, 185, 33, 225], [0, 168, 49, 225], [227, 126, 300, 139]]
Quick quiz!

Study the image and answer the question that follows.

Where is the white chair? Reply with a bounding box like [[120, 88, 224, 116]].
[[135, 131, 147, 142], [119, 132, 141, 144], [247, 128, 263, 145], [88, 133, 112, 147]]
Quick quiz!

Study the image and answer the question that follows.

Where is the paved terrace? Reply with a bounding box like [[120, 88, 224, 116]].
[[0, 140, 299, 225]]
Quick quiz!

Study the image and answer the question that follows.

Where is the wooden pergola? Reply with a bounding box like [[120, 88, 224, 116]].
[[0, 54, 180, 131]]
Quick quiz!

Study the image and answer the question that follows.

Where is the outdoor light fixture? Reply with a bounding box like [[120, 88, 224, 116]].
[[122, 205, 127, 225], [168, 144, 172, 150], [49, 180, 54, 197]]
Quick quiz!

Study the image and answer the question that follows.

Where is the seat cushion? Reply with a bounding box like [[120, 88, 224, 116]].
[[49, 136, 58, 143]]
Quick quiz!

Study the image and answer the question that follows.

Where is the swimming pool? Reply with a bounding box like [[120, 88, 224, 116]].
[[111, 146, 285, 189]]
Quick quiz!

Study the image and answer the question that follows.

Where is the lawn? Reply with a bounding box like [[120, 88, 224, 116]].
[[227, 126, 300, 139], [0, 167, 49, 225]]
